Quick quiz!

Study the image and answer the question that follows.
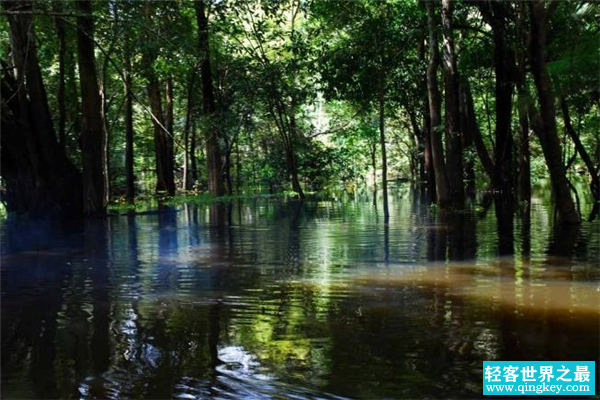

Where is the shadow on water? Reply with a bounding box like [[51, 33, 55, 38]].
[[1, 189, 599, 399]]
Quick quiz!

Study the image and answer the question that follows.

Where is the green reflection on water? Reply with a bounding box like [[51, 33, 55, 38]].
[[1, 188, 599, 399]]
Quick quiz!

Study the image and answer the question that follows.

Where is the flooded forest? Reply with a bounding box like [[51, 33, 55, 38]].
[[1, 1, 599, 399]]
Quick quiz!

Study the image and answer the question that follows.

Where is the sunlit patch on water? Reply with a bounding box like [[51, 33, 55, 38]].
[[338, 261, 600, 317], [2, 193, 599, 399]]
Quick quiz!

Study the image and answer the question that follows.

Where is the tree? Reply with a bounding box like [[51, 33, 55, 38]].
[[195, 0, 225, 197], [75, 0, 107, 215], [142, 2, 176, 196], [123, 15, 135, 203], [528, 1, 579, 224], [426, 1, 451, 207], [440, 0, 464, 207], [1, 0, 83, 217], [477, 1, 515, 196]]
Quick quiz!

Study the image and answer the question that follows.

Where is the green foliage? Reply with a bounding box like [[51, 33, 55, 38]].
[[2, 0, 598, 209]]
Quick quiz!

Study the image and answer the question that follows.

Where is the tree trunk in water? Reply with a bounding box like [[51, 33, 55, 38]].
[[440, 0, 464, 207], [426, 1, 451, 207], [370, 141, 377, 191], [379, 74, 389, 220], [142, 3, 175, 197], [195, 0, 225, 197], [422, 76, 436, 201], [418, 30, 435, 200], [76, 0, 106, 216], [457, 87, 476, 196], [560, 97, 599, 220], [459, 77, 494, 182], [236, 139, 241, 194], [183, 71, 196, 191], [515, 2, 530, 201], [286, 146, 304, 199], [165, 77, 176, 194], [53, 2, 66, 151], [190, 120, 198, 186], [287, 109, 305, 199], [479, 2, 515, 195], [408, 110, 425, 185], [517, 107, 531, 200], [124, 35, 135, 203], [146, 79, 174, 196], [528, 1, 579, 224], [2, 1, 83, 217], [224, 138, 234, 195]]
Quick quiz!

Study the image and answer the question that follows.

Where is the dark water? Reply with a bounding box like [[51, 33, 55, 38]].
[[2, 188, 599, 399]]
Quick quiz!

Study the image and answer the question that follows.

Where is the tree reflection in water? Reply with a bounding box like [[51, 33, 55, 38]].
[[1, 189, 598, 399]]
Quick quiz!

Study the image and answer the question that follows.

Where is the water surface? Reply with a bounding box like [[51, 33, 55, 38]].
[[2, 189, 599, 399]]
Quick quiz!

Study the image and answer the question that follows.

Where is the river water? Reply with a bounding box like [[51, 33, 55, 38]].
[[2, 188, 599, 399]]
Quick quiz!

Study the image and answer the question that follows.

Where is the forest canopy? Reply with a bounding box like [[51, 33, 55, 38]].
[[1, 0, 598, 221]]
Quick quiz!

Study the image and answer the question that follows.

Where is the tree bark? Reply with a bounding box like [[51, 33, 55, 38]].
[[147, 80, 172, 195], [165, 76, 176, 193], [440, 0, 464, 207], [76, 0, 106, 215], [190, 120, 199, 186], [183, 71, 196, 191], [409, 111, 425, 183], [124, 29, 135, 202], [560, 97, 599, 220], [426, 1, 451, 207], [422, 69, 436, 200], [379, 71, 389, 220], [287, 108, 305, 198], [142, 2, 175, 196], [478, 2, 515, 195], [53, 2, 66, 151], [528, 1, 579, 223], [515, 2, 531, 201], [517, 105, 531, 200], [370, 140, 377, 191], [195, 0, 225, 197], [2, 1, 82, 216], [459, 77, 494, 181]]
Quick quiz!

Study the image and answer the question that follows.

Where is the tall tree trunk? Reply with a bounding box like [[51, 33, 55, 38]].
[[515, 2, 531, 201], [190, 120, 198, 186], [53, 2, 66, 151], [459, 77, 494, 181], [370, 140, 377, 191], [183, 71, 196, 191], [287, 108, 305, 198], [165, 76, 176, 193], [517, 103, 531, 200], [422, 104, 436, 200], [379, 71, 389, 220], [235, 138, 241, 194], [147, 80, 173, 195], [66, 34, 80, 145], [457, 84, 476, 195], [426, 1, 451, 207], [560, 97, 599, 220], [2, 1, 83, 216], [124, 31, 135, 202], [76, 0, 106, 215], [479, 2, 515, 195], [440, 0, 464, 207], [285, 145, 304, 198], [142, 3, 175, 196], [418, 32, 436, 197], [195, 0, 225, 197], [408, 110, 425, 185], [223, 137, 234, 195], [528, 1, 579, 223]]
